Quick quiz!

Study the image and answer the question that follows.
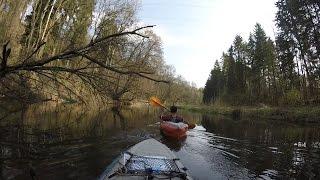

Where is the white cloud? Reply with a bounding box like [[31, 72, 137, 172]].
[[153, 26, 190, 47], [140, 0, 278, 88]]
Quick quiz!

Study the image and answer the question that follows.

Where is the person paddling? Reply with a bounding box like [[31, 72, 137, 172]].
[[150, 96, 195, 129], [160, 106, 184, 123]]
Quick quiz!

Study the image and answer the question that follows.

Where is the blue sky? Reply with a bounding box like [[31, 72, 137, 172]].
[[138, 0, 277, 88]]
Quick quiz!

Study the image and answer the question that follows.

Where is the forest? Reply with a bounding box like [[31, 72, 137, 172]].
[[203, 0, 320, 106], [0, 0, 202, 108], [1, 1, 320, 179]]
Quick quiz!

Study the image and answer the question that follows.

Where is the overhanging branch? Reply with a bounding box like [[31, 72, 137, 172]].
[[78, 53, 169, 83]]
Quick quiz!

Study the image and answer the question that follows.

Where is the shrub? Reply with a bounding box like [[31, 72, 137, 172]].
[[280, 89, 302, 106]]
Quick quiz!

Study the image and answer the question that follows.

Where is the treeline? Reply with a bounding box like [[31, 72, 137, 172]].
[[0, 0, 201, 106], [203, 0, 319, 106]]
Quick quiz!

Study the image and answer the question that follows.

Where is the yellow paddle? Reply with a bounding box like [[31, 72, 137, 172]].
[[149, 96, 169, 111], [149, 96, 196, 129]]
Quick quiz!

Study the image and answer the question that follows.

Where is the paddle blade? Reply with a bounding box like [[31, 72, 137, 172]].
[[149, 96, 164, 107]]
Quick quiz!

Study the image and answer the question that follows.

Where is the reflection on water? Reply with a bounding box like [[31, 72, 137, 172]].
[[199, 114, 320, 179], [0, 104, 158, 179], [0, 103, 320, 179], [160, 136, 187, 152]]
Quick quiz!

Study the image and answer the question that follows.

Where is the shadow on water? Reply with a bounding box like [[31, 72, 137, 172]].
[[160, 136, 187, 152], [1, 104, 320, 179], [0, 103, 159, 179]]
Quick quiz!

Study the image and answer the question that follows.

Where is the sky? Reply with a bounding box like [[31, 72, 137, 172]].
[[138, 0, 278, 88]]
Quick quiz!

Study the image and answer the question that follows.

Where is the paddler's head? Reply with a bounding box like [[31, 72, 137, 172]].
[[170, 106, 178, 114]]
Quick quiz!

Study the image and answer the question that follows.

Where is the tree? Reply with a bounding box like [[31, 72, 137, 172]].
[[203, 24, 279, 105], [249, 24, 268, 101], [231, 35, 247, 94], [276, 0, 320, 102], [0, 0, 176, 105], [203, 61, 224, 104]]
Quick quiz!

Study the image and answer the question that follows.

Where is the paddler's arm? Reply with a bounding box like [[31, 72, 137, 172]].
[[160, 112, 172, 121], [180, 116, 189, 125], [181, 118, 196, 129], [175, 116, 184, 123], [159, 108, 166, 121]]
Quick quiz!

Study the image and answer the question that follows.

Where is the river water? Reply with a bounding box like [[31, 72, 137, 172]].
[[0, 104, 320, 179]]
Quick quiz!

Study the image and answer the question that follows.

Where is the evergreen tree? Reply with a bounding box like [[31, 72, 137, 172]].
[[276, 0, 320, 101], [265, 38, 280, 104], [203, 61, 224, 104], [224, 49, 236, 95], [247, 23, 269, 102], [203, 24, 279, 105], [231, 35, 247, 94]]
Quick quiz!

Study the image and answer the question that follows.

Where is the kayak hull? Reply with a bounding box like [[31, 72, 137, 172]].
[[160, 121, 188, 139], [99, 138, 192, 180]]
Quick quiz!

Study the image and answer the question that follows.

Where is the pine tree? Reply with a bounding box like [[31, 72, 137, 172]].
[[247, 23, 269, 102], [275, 0, 320, 101], [203, 61, 224, 104], [232, 35, 247, 94]]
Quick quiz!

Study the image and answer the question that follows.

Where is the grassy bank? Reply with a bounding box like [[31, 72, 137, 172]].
[[178, 105, 320, 123]]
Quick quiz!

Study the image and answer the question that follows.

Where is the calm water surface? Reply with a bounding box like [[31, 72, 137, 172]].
[[1, 104, 320, 179]]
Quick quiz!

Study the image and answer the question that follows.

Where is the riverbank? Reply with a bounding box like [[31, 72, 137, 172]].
[[179, 105, 320, 123]]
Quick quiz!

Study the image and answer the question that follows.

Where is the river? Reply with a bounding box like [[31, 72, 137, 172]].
[[0, 103, 320, 179]]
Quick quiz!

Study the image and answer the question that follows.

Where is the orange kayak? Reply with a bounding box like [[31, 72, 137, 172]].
[[160, 121, 189, 139]]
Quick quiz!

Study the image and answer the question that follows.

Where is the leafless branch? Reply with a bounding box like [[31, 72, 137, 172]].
[[5, 26, 157, 75], [22, 42, 46, 63], [78, 53, 169, 83]]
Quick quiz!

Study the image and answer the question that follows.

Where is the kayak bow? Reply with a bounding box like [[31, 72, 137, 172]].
[[99, 138, 192, 180]]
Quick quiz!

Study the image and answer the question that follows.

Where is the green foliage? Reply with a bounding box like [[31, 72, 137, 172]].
[[280, 89, 302, 106], [275, 0, 320, 100], [0, 0, 202, 105], [203, 26, 279, 105], [203, 61, 224, 104], [204, 0, 320, 106]]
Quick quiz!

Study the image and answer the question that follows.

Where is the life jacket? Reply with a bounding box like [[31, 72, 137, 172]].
[[160, 115, 184, 123]]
